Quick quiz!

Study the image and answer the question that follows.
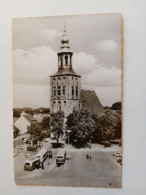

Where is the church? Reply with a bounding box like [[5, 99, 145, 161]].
[[50, 27, 104, 118]]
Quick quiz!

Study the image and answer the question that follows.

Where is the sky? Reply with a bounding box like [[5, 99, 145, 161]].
[[12, 13, 121, 108]]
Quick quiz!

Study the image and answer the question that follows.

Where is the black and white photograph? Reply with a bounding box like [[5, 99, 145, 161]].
[[13, 13, 122, 188]]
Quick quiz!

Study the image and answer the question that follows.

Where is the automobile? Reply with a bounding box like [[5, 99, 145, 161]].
[[23, 138, 27, 143], [26, 140, 31, 144], [117, 158, 122, 163], [113, 152, 122, 157], [27, 145, 37, 151], [17, 145, 24, 150], [104, 141, 111, 147], [24, 153, 31, 158]]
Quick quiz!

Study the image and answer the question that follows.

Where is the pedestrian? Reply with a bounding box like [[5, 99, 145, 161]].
[[41, 162, 44, 169], [86, 154, 89, 159]]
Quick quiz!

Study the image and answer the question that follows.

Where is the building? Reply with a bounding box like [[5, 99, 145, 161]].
[[50, 27, 82, 117], [14, 111, 38, 134], [50, 27, 104, 118], [33, 113, 50, 122], [81, 90, 104, 117]]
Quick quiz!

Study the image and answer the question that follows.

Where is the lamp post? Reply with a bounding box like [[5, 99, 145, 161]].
[[66, 130, 71, 145]]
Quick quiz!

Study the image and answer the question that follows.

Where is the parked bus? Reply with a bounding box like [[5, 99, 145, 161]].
[[24, 157, 40, 171], [56, 150, 66, 165], [35, 148, 48, 163]]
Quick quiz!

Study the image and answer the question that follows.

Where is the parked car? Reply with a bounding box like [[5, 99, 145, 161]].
[[104, 141, 111, 147], [24, 153, 31, 158], [17, 145, 24, 150], [113, 152, 122, 157], [27, 145, 37, 151], [117, 158, 122, 163]]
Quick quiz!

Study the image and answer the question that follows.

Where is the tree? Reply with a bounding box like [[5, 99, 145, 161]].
[[27, 116, 50, 141], [13, 109, 21, 117], [50, 111, 64, 145], [98, 109, 121, 143], [66, 108, 98, 148]]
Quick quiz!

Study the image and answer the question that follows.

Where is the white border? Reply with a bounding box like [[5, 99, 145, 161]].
[[0, 0, 146, 195]]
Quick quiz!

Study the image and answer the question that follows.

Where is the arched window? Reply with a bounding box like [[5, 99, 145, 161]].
[[64, 101, 66, 103], [53, 101, 56, 104], [76, 86, 78, 96], [72, 86, 74, 96], [53, 78, 56, 80], [65, 55, 68, 65], [57, 86, 61, 96], [63, 86, 65, 95], [58, 101, 61, 104]]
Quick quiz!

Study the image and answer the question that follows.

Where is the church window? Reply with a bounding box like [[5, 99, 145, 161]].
[[53, 78, 56, 80], [63, 77, 66, 79], [53, 86, 56, 96], [65, 55, 68, 65], [58, 101, 61, 104], [76, 78, 77, 80], [63, 86, 65, 95], [64, 101, 66, 103], [76, 86, 78, 96], [72, 86, 74, 95], [57, 86, 61, 96], [53, 101, 56, 104]]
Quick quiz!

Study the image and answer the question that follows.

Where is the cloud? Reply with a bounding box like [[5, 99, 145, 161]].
[[94, 40, 118, 51], [73, 52, 99, 74], [13, 46, 58, 85], [39, 28, 61, 42], [13, 47, 121, 107], [73, 51, 121, 88]]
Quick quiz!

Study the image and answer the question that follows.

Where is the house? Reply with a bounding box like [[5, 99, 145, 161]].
[[14, 111, 38, 134], [33, 113, 50, 122]]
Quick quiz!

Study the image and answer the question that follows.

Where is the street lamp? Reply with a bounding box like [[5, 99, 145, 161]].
[[66, 130, 71, 145]]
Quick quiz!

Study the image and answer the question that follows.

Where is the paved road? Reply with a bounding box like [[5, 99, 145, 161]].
[[15, 150, 122, 188]]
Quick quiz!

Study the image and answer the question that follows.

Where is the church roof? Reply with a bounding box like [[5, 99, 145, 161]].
[[23, 114, 38, 124], [50, 67, 81, 77], [81, 89, 104, 117]]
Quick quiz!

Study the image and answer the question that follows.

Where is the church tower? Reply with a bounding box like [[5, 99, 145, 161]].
[[50, 26, 82, 117]]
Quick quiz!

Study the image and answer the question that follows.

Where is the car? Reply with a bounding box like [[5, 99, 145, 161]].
[[104, 141, 111, 147], [27, 145, 37, 151], [117, 158, 122, 163], [17, 145, 24, 150], [23, 138, 27, 143], [24, 153, 31, 158], [113, 152, 122, 157]]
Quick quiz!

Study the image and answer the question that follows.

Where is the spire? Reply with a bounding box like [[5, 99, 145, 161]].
[[61, 24, 69, 44], [60, 24, 70, 53]]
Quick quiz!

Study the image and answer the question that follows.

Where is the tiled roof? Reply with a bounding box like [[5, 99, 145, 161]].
[[81, 90, 104, 117], [23, 114, 38, 124]]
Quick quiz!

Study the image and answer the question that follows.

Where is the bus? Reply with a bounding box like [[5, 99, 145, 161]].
[[56, 150, 66, 165], [35, 148, 48, 163], [24, 157, 40, 171]]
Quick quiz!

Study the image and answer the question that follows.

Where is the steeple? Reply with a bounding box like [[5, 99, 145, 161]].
[[51, 25, 80, 77], [60, 25, 70, 53]]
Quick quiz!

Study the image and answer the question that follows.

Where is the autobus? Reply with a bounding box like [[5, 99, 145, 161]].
[[35, 148, 48, 163], [24, 157, 40, 171], [56, 150, 66, 165]]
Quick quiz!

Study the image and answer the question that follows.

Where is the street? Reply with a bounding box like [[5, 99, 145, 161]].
[[14, 141, 122, 188]]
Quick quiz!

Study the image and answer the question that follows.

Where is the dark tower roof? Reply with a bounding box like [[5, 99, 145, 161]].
[[81, 90, 104, 117]]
